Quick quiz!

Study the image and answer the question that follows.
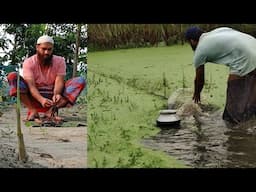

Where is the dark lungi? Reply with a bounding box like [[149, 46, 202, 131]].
[[223, 69, 256, 123]]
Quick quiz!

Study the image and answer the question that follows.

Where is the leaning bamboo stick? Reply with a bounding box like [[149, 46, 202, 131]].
[[16, 64, 27, 162]]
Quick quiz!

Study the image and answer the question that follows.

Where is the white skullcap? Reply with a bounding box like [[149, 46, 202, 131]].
[[37, 35, 54, 44]]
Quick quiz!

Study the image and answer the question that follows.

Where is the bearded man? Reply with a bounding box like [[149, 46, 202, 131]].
[[7, 35, 86, 121]]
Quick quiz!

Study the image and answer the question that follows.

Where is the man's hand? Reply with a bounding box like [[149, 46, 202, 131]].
[[40, 98, 54, 108], [193, 65, 204, 104], [193, 92, 201, 103], [52, 94, 62, 104]]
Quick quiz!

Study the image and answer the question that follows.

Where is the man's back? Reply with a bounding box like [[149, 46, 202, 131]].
[[194, 27, 256, 76]]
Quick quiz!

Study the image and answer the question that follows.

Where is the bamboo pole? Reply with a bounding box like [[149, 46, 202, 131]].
[[16, 63, 27, 162]]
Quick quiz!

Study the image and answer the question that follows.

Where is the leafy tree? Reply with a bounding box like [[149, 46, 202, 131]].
[[0, 24, 87, 81]]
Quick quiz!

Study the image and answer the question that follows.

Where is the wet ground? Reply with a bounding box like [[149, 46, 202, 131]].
[[143, 107, 256, 168], [0, 103, 87, 168]]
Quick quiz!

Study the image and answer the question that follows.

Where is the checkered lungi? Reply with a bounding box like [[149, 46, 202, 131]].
[[7, 72, 86, 110]]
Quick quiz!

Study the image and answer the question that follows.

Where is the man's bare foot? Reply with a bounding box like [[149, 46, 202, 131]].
[[54, 116, 64, 121], [26, 109, 40, 121]]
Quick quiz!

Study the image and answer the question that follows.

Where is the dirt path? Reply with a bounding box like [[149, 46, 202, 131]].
[[0, 104, 87, 168]]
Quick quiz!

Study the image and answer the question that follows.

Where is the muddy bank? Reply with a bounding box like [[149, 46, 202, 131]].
[[0, 143, 44, 168], [0, 103, 87, 168]]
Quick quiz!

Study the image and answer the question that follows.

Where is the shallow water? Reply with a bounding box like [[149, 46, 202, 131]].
[[143, 110, 256, 168]]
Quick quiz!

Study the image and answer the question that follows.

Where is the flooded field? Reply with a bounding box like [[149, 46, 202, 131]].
[[143, 108, 256, 168]]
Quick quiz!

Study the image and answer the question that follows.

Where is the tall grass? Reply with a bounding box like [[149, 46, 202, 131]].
[[88, 24, 256, 51]]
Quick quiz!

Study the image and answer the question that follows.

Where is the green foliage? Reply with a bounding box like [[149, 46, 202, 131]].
[[88, 24, 256, 51], [0, 24, 87, 105], [0, 24, 87, 73], [46, 24, 87, 62]]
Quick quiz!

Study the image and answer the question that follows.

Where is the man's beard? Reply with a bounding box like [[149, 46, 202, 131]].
[[190, 42, 197, 51], [37, 53, 53, 66]]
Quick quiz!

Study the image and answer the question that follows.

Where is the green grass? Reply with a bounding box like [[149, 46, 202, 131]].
[[88, 73, 187, 167], [88, 44, 229, 168]]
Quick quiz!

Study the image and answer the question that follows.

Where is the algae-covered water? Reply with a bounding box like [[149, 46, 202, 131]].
[[143, 100, 256, 168], [143, 112, 256, 168], [88, 44, 253, 168]]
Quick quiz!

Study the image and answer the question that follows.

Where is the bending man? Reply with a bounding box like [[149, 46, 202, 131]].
[[185, 26, 256, 123]]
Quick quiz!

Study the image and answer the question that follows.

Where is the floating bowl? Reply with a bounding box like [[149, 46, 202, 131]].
[[156, 109, 181, 128]]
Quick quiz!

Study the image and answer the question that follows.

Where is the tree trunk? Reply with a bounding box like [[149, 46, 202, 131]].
[[161, 24, 169, 46], [180, 24, 184, 45], [44, 24, 50, 35], [73, 24, 81, 78], [11, 35, 17, 65]]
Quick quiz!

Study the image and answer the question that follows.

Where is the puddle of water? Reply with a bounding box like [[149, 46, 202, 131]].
[[143, 110, 256, 168]]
